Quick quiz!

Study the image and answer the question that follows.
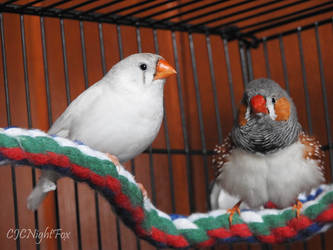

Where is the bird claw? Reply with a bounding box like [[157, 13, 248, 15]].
[[104, 153, 147, 199], [227, 201, 242, 225], [105, 153, 148, 199], [292, 199, 303, 218], [137, 183, 148, 198], [106, 153, 121, 172]]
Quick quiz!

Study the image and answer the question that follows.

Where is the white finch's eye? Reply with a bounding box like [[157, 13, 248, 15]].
[[272, 97, 276, 104], [140, 63, 147, 71]]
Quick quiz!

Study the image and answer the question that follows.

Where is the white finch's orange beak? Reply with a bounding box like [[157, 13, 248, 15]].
[[153, 59, 176, 80]]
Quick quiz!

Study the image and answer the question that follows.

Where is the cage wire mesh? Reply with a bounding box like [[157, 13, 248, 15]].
[[0, 0, 333, 250]]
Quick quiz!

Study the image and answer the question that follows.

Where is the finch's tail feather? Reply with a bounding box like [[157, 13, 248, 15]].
[[27, 170, 60, 210], [209, 182, 250, 210]]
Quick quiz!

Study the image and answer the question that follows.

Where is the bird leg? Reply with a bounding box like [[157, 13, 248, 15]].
[[106, 153, 121, 172], [137, 183, 148, 198], [105, 153, 148, 199], [227, 200, 242, 225], [292, 199, 303, 218]]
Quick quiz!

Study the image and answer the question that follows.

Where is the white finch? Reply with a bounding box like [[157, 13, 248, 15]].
[[27, 53, 176, 210], [211, 78, 325, 223]]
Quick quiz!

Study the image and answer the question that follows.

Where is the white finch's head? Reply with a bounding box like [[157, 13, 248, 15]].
[[105, 53, 176, 93]]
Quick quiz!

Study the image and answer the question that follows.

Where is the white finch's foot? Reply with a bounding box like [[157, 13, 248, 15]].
[[106, 153, 121, 171], [137, 183, 148, 198], [227, 200, 242, 225]]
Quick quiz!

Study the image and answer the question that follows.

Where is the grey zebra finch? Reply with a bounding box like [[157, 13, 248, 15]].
[[210, 78, 325, 224]]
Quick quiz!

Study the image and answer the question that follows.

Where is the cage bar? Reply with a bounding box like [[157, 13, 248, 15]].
[[19, 14, 40, 250], [59, 0, 96, 15], [278, 35, 290, 93], [153, 28, 176, 213], [239, 41, 249, 86], [1, 1, 331, 45], [153, 0, 227, 25], [222, 38, 237, 119], [172, 0, 252, 27], [262, 38, 271, 78], [38, 0, 68, 12], [79, 20, 102, 250], [16, 0, 44, 10], [79, 21, 89, 89], [40, 17, 52, 125], [212, 0, 304, 30], [0, 13, 20, 250], [98, 23, 106, 75], [139, 0, 199, 21], [116, 0, 178, 21], [206, 34, 223, 144], [60, 18, 83, 250], [171, 31, 194, 212], [97, 0, 153, 20], [115, 23, 124, 250], [314, 23, 333, 179], [188, 32, 210, 209], [242, 2, 333, 35], [246, 48, 254, 81], [40, 16, 62, 250], [76, 0, 123, 16], [297, 27, 313, 134], [196, 0, 280, 29]]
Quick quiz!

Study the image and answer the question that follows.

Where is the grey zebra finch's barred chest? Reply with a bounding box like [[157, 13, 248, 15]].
[[231, 116, 302, 154]]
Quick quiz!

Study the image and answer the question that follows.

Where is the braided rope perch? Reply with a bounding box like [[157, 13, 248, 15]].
[[0, 127, 332, 248]]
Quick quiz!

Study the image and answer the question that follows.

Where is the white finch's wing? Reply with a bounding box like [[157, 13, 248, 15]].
[[27, 82, 105, 210], [48, 82, 104, 138]]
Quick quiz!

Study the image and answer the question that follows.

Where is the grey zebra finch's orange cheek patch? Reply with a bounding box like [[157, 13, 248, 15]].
[[275, 97, 290, 121]]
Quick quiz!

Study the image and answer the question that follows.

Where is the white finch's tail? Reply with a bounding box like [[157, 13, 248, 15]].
[[27, 170, 60, 210]]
